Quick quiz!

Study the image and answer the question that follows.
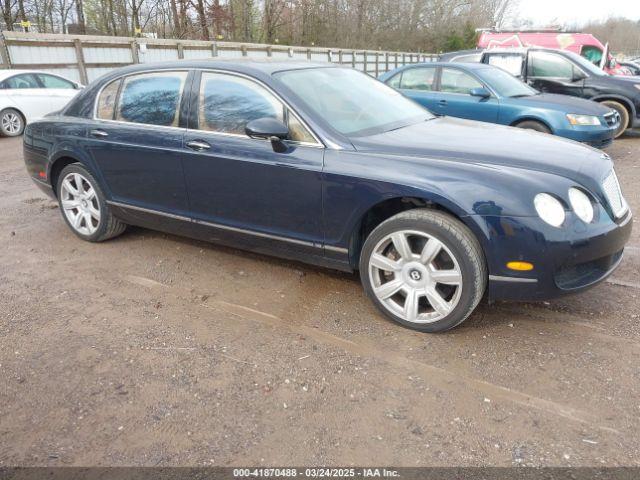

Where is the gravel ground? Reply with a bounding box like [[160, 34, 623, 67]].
[[0, 132, 639, 467]]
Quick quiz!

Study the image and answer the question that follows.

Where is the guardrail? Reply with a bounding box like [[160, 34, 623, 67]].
[[0, 31, 437, 84]]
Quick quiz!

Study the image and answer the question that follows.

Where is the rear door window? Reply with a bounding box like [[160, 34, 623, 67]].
[[485, 54, 524, 77], [399, 67, 437, 91], [4, 74, 41, 89], [115, 71, 188, 127]]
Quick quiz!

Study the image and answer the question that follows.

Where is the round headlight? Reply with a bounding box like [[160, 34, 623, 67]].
[[568, 187, 594, 223], [534, 193, 565, 227]]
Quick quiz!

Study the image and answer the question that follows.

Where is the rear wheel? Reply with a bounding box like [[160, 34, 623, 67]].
[[0, 108, 25, 137], [515, 120, 551, 134], [599, 100, 629, 139], [359, 209, 486, 333], [56, 163, 126, 242]]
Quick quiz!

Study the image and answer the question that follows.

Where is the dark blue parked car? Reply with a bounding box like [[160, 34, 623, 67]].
[[23, 60, 632, 332], [380, 62, 619, 148]]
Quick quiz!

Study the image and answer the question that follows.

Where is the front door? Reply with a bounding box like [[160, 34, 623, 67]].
[[396, 66, 440, 113], [435, 67, 500, 123], [525, 51, 585, 98], [85, 70, 190, 214], [181, 71, 324, 253]]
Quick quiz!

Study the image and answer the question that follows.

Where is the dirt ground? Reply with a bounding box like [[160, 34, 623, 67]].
[[0, 131, 639, 468]]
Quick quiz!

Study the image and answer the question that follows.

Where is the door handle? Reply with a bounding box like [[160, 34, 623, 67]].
[[186, 140, 211, 151], [90, 129, 108, 138]]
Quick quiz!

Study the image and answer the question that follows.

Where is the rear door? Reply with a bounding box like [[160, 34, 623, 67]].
[[525, 51, 585, 97], [436, 67, 499, 123], [35, 73, 81, 112], [395, 66, 439, 112], [85, 70, 190, 214]]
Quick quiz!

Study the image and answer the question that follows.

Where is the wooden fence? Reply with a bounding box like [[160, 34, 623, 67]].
[[0, 31, 438, 85]]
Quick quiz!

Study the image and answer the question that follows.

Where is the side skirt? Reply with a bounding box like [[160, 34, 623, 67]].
[[107, 201, 353, 272]]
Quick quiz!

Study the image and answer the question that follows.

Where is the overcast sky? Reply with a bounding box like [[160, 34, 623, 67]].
[[516, 0, 640, 27]]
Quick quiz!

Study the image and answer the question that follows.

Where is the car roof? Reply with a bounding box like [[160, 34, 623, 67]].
[[0, 69, 48, 81], [399, 62, 491, 71], [100, 58, 336, 78]]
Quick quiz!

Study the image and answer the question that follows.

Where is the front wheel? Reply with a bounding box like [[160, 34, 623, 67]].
[[514, 120, 551, 134], [359, 209, 487, 332], [599, 100, 629, 139]]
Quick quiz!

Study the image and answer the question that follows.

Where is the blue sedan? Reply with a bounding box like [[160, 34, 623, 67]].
[[380, 62, 620, 148], [23, 60, 632, 332]]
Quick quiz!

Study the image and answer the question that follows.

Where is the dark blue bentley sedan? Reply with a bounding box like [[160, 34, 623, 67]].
[[380, 62, 619, 148], [23, 60, 632, 332]]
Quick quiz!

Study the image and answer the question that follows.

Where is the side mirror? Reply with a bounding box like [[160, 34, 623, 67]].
[[470, 87, 491, 99], [245, 117, 290, 152], [572, 69, 587, 82]]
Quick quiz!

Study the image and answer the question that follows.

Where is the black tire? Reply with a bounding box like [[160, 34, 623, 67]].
[[359, 209, 487, 333], [599, 100, 629, 139], [56, 163, 127, 242], [0, 108, 25, 137], [515, 120, 551, 134]]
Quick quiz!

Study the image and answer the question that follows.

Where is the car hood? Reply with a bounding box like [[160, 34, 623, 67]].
[[508, 93, 611, 115], [350, 117, 611, 187]]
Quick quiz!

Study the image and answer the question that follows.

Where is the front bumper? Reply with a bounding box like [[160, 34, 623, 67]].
[[556, 125, 616, 149], [482, 208, 633, 301]]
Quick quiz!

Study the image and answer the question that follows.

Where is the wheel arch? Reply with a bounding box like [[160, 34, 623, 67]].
[[510, 116, 554, 132], [590, 95, 635, 128], [48, 150, 99, 197], [347, 195, 491, 270]]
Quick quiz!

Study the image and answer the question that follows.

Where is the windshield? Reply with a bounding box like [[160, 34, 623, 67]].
[[475, 67, 538, 97], [275, 67, 433, 137], [564, 50, 608, 76]]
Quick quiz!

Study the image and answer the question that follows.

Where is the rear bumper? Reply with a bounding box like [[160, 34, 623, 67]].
[[483, 209, 633, 301]]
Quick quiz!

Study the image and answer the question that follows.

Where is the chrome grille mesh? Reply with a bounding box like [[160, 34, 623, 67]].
[[602, 170, 627, 218]]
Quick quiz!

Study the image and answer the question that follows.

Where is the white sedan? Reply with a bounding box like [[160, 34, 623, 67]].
[[0, 70, 83, 137]]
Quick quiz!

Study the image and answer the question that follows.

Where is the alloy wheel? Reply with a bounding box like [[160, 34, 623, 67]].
[[368, 230, 463, 324], [1, 112, 21, 134], [60, 172, 101, 236]]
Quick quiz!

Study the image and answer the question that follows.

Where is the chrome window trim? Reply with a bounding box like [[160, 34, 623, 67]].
[[107, 200, 327, 250], [92, 67, 325, 149], [194, 68, 324, 148], [92, 68, 191, 130]]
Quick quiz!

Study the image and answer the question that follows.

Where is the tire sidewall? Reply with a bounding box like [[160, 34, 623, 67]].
[[56, 164, 113, 242], [359, 213, 483, 333], [600, 101, 629, 138], [515, 120, 550, 134], [1, 108, 25, 137]]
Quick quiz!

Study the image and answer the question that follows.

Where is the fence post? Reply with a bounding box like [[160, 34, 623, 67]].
[[351, 51, 355, 68], [131, 40, 139, 64], [338, 50, 343, 65], [177, 42, 184, 59], [212, 42, 218, 57], [363, 51, 367, 73], [385, 52, 389, 73], [327, 50, 332, 62], [0, 34, 10, 68], [241, 45, 247, 56], [74, 39, 88, 85], [375, 53, 379, 77], [266, 45, 272, 57]]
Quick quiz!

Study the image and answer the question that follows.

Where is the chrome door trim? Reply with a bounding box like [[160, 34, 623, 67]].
[[107, 200, 326, 250], [488, 275, 537, 283]]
